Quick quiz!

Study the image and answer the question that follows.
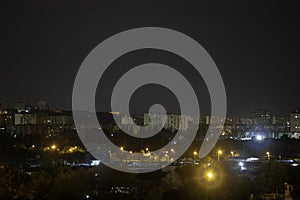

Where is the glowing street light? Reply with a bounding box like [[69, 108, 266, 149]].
[[170, 148, 175, 157], [266, 151, 270, 160], [256, 135, 263, 141], [165, 153, 170, 162], [230, 150, 234, 157], [193, 151, 198, 160], [206, 171, 214, 181], [120, 147, 124, 154], [129, 151, 133, 159], [51, 144, 56, 150], [239, 162, 244, 167], [217, 150, 222, 161]]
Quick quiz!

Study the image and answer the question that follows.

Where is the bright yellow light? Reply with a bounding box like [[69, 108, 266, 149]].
[[51, 145, 56, 150], [120, 147, 124, 151], [206, 171, 214, 180], [218, 150, 223, 155], [145, 148, 149, 151], [170, 148, 174, 152], [266, 151, 270, 155], [193, 151, 198, 156], [129, 151, 132, 154], [31, 145, 35, 148]]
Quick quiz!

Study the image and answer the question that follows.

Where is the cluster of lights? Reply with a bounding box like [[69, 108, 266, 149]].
[[43, 144, 58, 152]]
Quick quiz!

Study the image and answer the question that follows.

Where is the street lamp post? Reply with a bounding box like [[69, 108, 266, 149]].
[[193, 151, 198, 160], [230, 150, 234, 157], [217, 150, 222, 161], [129, 151, 133, 160], [120, 147, 124, 162], [266, 151, 270, 161], [205, 170, 214, 200], [165, 154, 169, 162], [171, 149, 175, 158]]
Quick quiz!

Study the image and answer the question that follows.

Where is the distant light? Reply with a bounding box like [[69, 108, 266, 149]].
[[239, 162, 244, 167], [256, 135, 263, 141], [86, 194, 90, 199], [246, 157, 259, 162], [109, 111, 120, 115], [90, 160, 100, 166], [207, 172, 213, 178], [206, 171, 214, 180]]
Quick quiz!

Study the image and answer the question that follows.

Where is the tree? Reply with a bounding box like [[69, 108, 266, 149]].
[[255, 161, 287, 194]]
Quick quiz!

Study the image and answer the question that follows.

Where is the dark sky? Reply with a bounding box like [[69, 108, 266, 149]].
[[1, 0, 299, 116]]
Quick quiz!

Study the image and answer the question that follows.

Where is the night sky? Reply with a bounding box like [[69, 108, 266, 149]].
[[1, 0, 299, 116]]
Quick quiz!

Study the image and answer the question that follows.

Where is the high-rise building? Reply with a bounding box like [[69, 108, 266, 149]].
[[36, 101, 49, 111], [290, 109, 300, 133]]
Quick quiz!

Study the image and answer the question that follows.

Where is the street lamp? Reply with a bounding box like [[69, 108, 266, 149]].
[[204, 170, 215, 200], [165, 154, 170, 162], [230, 150, 234, 157], [120, 147, 124, 154], [129, 151, 133, 160], [266, 151, 270, 160], [193, 151, 198, 160], [206, 171, 214, 181], [217, 150, 222, 161], [51, 144, 56, 150], [171, 148, 175, 157]]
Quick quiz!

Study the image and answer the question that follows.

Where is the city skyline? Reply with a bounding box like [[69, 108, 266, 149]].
[[1, 1, 300, 199]]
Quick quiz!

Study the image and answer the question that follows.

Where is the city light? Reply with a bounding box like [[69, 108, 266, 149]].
[[266, 151, 270, 160], [256, 135, 263, 141], [171, 148, 175, 157], [230, 150, 234, 157], [206, 171, 214, 181], [217, 150, 222, 161], [51, 144, 56, 150], [193, 151, 198, 160]]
